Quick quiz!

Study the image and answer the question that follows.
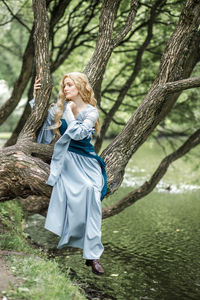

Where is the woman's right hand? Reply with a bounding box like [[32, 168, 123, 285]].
[[66, 100, 77, 110], [33, 76, 41, 98]]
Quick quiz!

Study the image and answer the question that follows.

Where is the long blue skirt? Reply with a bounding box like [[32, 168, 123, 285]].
[[44, 150, 104, 259]]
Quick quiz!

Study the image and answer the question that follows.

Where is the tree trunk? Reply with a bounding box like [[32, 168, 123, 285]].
[[0, 144, 51, 201], [94, 0, 162, 153], [17, 0, 52, 142], [101, 0, 200, 196]]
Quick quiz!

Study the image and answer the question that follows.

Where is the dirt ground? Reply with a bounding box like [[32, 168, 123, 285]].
[[0, 250, 27, 299]]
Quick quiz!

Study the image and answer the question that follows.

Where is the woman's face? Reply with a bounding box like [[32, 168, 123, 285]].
[[63, 77, 79, 100]]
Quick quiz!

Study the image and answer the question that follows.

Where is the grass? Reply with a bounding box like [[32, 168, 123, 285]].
[[0, 200, 37, 254], [3, 255, 86, 300], [0, 200, 87, 300], [0, 132, 11, 139]]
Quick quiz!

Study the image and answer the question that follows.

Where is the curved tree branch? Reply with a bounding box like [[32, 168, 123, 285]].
[[95, 0, 163, 153], [84, 0, 139, 86], [112, 0, 139, 48], [102, 128, 200, 218], [164, 76, 200, 94], [2, 0, 31, 32]]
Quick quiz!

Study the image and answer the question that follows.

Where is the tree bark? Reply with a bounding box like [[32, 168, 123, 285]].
[[94, 0, 163, 153], [17, 0, 52, 142], [18, 195, 50, 214], [0, 144, 51, 201], [84, 0, 138, 86]]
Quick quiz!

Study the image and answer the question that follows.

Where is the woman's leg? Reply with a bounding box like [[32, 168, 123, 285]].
[[83, 185, 105, 275], [82, 185, 104, 260]]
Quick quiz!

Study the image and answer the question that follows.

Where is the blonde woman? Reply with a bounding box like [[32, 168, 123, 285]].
[[32, 72, 107, 276]]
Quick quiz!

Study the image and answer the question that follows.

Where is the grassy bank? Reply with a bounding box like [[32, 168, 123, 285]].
[[0, 200, 87, 300]]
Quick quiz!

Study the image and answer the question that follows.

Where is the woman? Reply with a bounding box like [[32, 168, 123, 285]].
[[32, 72, 107, 276]]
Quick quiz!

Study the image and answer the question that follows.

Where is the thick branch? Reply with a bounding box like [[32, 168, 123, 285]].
[[18, 195, 49, 213], [0, 148, 51, 201], [164, 76, 200, 94], [103, 128, 200, 218], [0, 141, 53, 201], [4, 1, 74, 146]]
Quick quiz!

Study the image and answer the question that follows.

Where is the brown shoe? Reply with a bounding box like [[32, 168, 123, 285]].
[[85, 259, 104, 276]]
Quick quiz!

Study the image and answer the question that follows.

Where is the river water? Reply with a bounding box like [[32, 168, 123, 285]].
[[49, 190, 199, 300], [10, 137, 200, 299]]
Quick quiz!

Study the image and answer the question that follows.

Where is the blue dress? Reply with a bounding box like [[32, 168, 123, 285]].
[[29, 99, 107, 259]]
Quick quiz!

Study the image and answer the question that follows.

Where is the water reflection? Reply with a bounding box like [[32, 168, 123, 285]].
[[122, 167, 200, 194]]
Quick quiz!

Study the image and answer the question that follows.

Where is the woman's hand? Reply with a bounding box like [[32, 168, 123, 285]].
[[66, 100, 77, 110], [33, 76, 41, 98]]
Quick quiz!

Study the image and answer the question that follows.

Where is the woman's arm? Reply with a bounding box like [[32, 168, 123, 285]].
[[62, 104, 98, 140], [29, 98, 57, 144]]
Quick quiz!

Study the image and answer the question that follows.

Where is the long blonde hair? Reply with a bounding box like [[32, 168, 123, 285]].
[[52, 72, 100, 137]]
